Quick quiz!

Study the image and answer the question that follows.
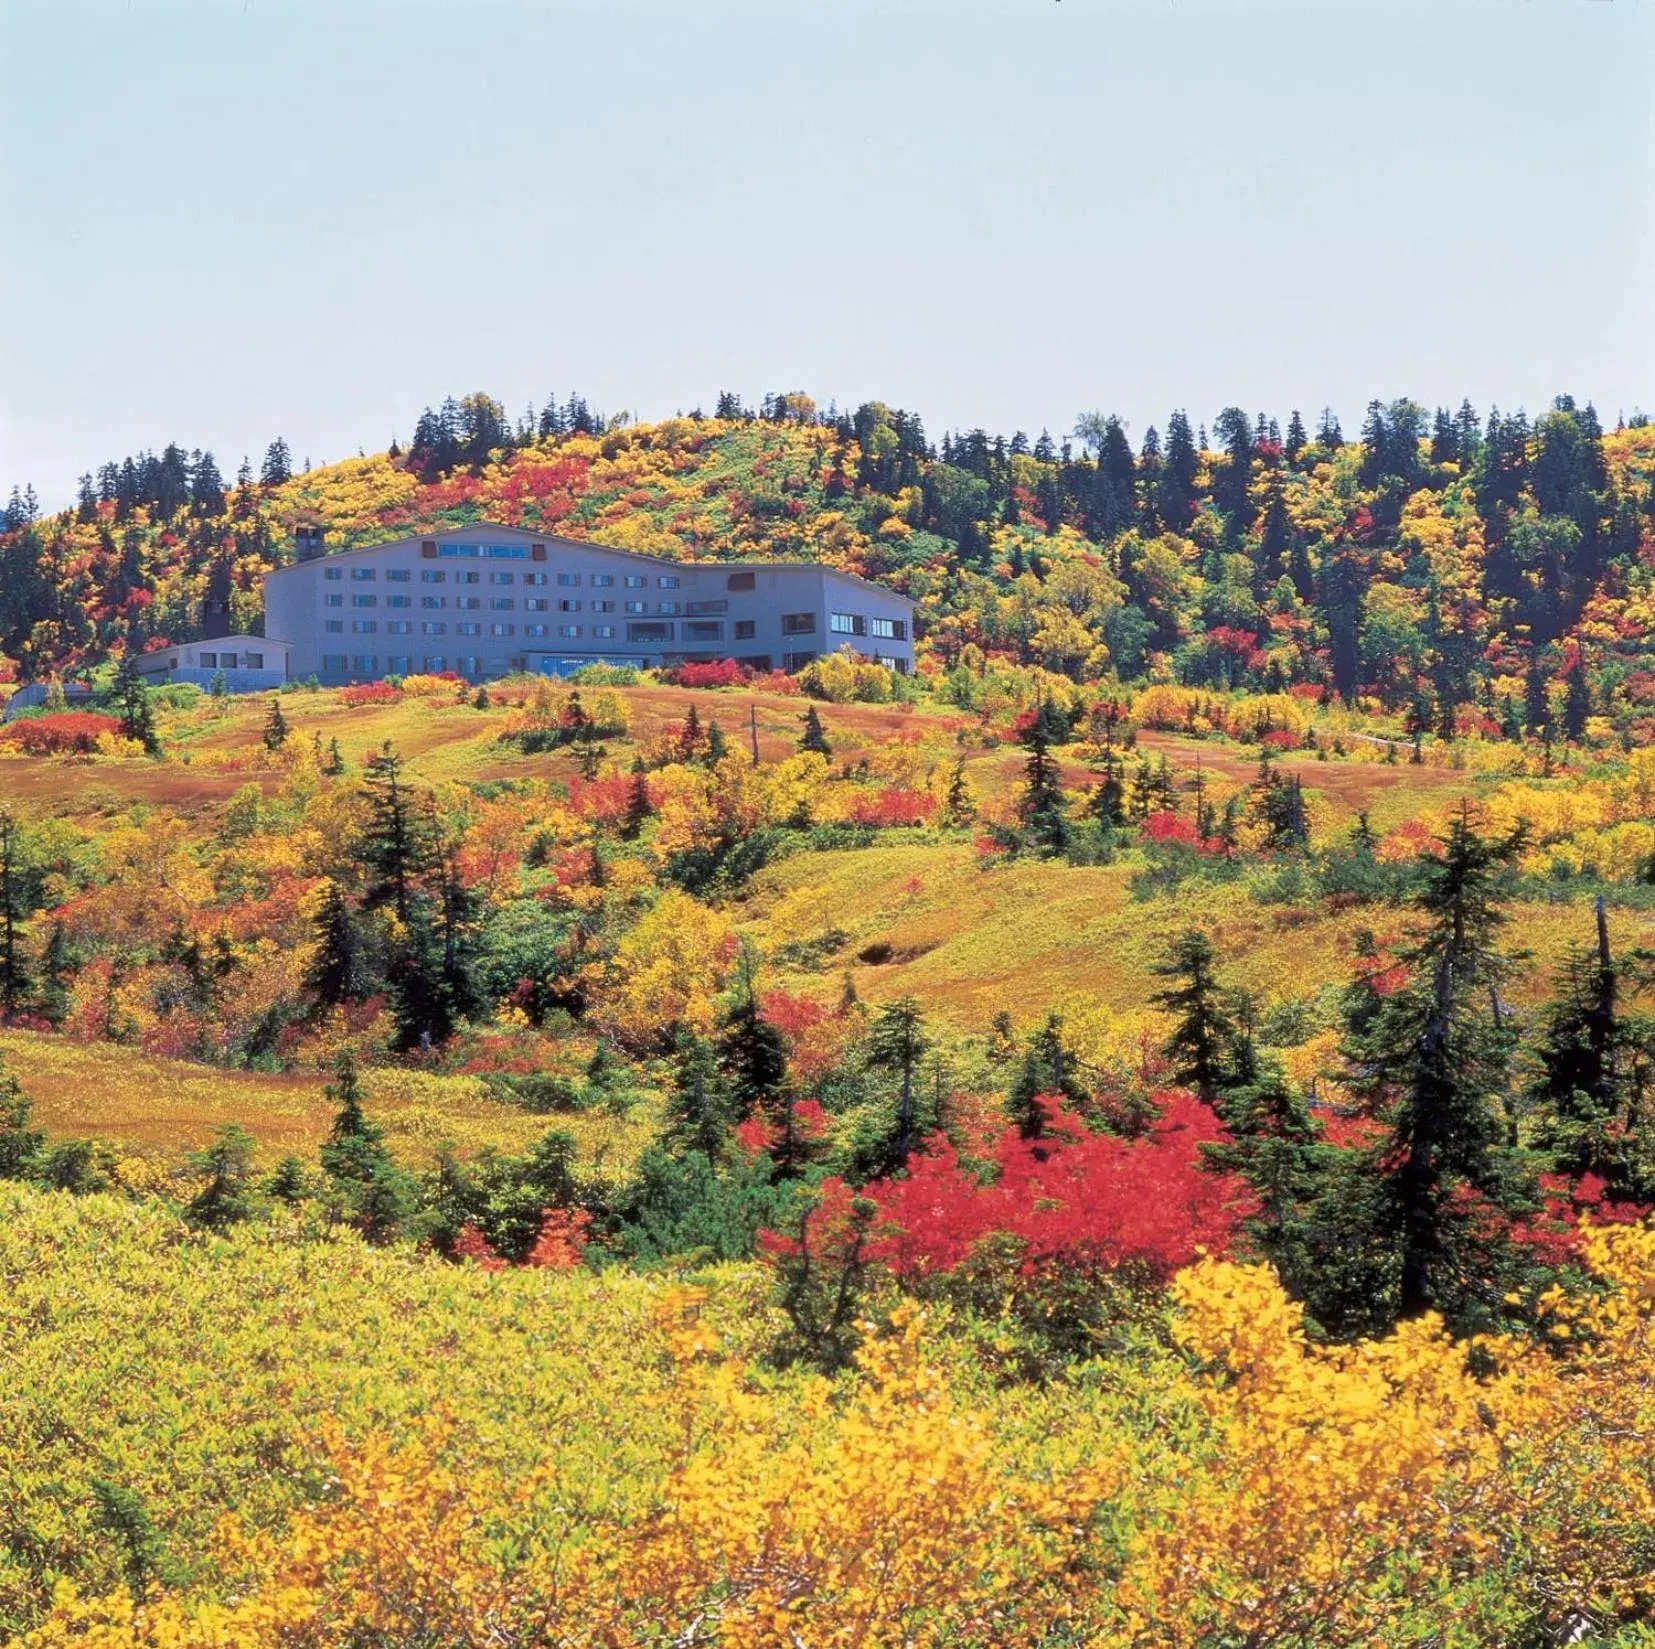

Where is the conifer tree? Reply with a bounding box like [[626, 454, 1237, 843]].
[[867, 996, 931, 1170], [1007, 1013, 1090, 1137], [717, 946, 788, 1121], [305, 880, 360, 1006], [939, 754, 976, 826], [262, 697, 289, 752], [620, 765, 653, 840], [112, 652, 159, 754], [185, 1124, 259, 1229], [1153, 930, 1239, 1105], [665, 1034, 732, 1163], [798, 704, 833, 757], [319, 1051, 415, 1242], [1343, 806, 1529, 1322], [1529, 898, 1654, 1201], [1016, 722, 1069, 855], [359, 742, 426, 921], [0, 809, 36, 1022]]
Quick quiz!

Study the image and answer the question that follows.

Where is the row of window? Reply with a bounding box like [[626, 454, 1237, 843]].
[[324, 563, 681, 590], [322, 654, 487, 676], [830, 612, 906, 639], [194, 651, 267, 669]]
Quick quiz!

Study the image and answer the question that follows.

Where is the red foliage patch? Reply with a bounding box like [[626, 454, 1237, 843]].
[[0, 712, 122, 754], [765, 1093, 1254, 1287], [845, 789, 937, 828], [660, 659, 750, 689], [339, 681, 403, 706]]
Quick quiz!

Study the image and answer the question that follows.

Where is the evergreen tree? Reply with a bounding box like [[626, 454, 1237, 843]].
[[112, 652, 159, 754], [1343, 806, 1529, 1323], [1016, 722, 1069, 855], [1563, 659, 1593, 742], [939, 754, 976, 826], [185, 1124, 259, 1229], [305, 880, 361, 1006], [260, 438, 293, 487], [798, 704, 833, 756], [359, 742, 426, 921], [867, 996, 931, 1171], [262, 697, 289, 752], [0, 809, 36, 1022], [717, 946, 789, 1121], [319, 1051, 415, 1242], [1007, 1012, 1090, 1137], [1157, 411, 1200, 532], [0, 1054, 45, 1180], [620, 765, 654, 840], [1152, 930, 1239, 1105], [665, 1034, 732, 1163], [1529, 899, 1654, 1202]]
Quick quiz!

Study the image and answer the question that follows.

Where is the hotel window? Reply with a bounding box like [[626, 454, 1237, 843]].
[[685, 621, 723, 641], [734, 619, 756, 640], [523, 572, 549, 587], [591, 599, 614, 613], [244, 653, 264, 669], [490, 571, 515, 586], [352, 655, 376, 672], [323, 568, 343, 582], [387, 595, 411, 609], [526, 597, 548, 612], [556, 572, 581, 587], [830, 612, 866, 636], [781, 612, 817, 635], [726, 570, 756, 591], [457, 570, 480, 585], [458, 621, 482, 636], [421, 570, 446, 584], [323, 653, 348, 670], [352, 594, 377, 608], [490, 597, 515, 611], [388, 655, 411, 673], [388, 621, 412, 635], [558, 599, 580, 613], [658, 601, 680, 615], [525, 624, 548, 638], [458, 596, 482, 610], [325, 593, 344, 607], [423, 656, 447, 672], [625, 600, 648, 615], [558, 624, 581, 639], [657, 574, 680, 589], [591, 573, 614, 587], [422, 596, 444, 609], [459, 656, 482, 677], [624, 574, 646, 588], [687, 600, 727, 615], [782, 650, 819, 671], [870, 617, 906, 640], [352, 620, 377, 634], [490, 623, 515, 638], [351, 568, 376, 581], [219, 654, 238, 668], [626, 621, 673, 643], [386, 569, 411, 583], [593, 624, 615, 639], [324, 621, 344, 634], [423, 621, 447, 636], [199, 652, 217, 667]]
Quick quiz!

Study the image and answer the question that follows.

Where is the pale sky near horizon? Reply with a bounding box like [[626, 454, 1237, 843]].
[[2, 0, 1651, 510]]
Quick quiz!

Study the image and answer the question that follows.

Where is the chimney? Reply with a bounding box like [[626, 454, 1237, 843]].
[[296, 525, 325, 562]]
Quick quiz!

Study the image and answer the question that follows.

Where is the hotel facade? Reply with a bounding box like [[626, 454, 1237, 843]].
[[260, 523, 916, 685]]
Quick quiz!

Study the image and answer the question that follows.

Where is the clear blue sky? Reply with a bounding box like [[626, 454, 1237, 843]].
[[3, 0, 1651, 508]]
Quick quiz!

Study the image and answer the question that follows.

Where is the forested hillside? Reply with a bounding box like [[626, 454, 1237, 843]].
[[4, 390, 1654, 734]]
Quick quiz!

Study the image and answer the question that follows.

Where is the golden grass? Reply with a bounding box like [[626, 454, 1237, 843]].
[[0, 1030, 657, 1176]]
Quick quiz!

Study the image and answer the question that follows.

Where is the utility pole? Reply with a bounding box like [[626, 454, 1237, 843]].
[[749, 702, 760, 764]]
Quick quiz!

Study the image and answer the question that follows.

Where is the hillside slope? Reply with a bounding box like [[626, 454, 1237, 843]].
[[4, 392, 1654, 736]]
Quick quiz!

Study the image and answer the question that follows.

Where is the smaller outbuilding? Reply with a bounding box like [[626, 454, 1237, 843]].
[[132, 637, 291, 691]]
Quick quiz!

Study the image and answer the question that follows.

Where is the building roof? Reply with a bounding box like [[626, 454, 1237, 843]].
[[263, 522, 915, 608]]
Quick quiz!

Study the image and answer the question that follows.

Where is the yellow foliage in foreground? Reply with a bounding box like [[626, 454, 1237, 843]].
[[16, 1218, 1655, 1648]]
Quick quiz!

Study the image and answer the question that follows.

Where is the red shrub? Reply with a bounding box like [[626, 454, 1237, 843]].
[[0, 712, 122, 754], [845, 789, 936, 828], [339, 681, 402, 706], [525, 1207, 592, 1269], [661, 659, 750, 689], [1260, 728, 1300, 752], [769, 1093, 1254, 1287]]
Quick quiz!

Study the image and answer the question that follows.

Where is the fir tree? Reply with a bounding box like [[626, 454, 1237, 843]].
[[665, 1034, 732, 1163], [0, 808, 36, 1022], [867, 996, 931, 1171], [112, 652, 159, 754], [939, 754, 976, 826], [359, 742, 426, 921], [1007, 1013, 1090, 1137], [185, 1124, 259, 1229], [620, 765, 653, 840], [1343, 806, 1529, 1323], [319, 1051, 415, 1242], [717, 946, 789, 1122], [1016, 722, 1069, 855], [262, 697, 289, 752], [1152, 930, 1239, 1105], [305, 880, 360, 1006], [799, 704, 833, 757]]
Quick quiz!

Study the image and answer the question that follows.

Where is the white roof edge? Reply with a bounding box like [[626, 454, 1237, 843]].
[[263, 523, 915, 607]]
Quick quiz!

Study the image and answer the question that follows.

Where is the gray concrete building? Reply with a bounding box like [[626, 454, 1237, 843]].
[[133, 636, 291, 691], [262, 523, 916, 684]]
